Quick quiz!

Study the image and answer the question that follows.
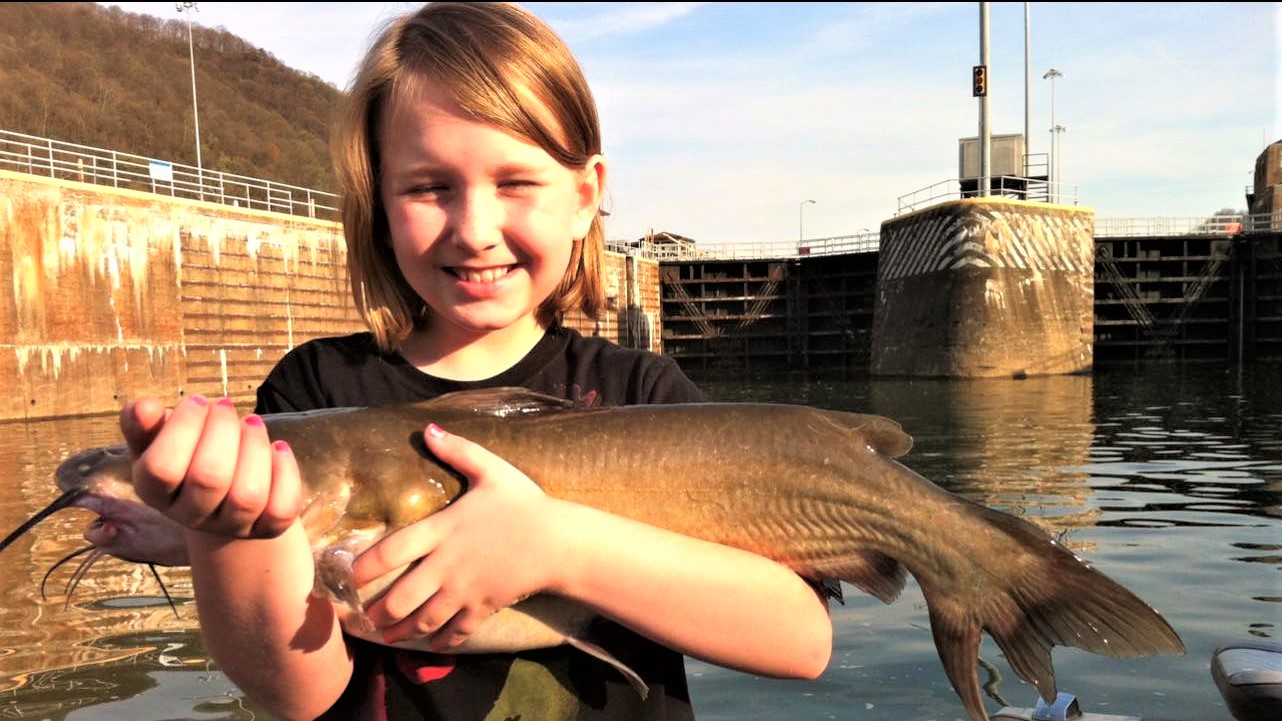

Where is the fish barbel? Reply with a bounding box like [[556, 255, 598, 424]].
[[0, 387, 1184, 721]]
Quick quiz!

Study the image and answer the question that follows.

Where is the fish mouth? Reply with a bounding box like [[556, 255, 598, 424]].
[[0, 486, 181, 618], [80, 513, 142, 560]]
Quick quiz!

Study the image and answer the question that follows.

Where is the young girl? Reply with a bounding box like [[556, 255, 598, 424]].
[[121, 3, 833, 719]]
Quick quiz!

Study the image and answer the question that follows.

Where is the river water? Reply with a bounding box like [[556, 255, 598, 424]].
[[0, 364, 1277, 720]]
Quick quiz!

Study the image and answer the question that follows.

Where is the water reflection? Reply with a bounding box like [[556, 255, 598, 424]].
[[868, 374, 1099, 537], [0, 414, 274, 719], [0, 365, 1279, 720], [0, 630, 258, 721]]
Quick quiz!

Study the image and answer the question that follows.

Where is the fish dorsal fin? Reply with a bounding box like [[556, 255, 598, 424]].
[[420, 387, 578, 418], [827, 413, 913, 458]]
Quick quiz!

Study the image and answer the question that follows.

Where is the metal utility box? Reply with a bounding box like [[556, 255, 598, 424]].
[[959, 133, 1026, 179]]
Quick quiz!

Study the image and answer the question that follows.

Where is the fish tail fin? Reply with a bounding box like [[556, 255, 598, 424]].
[[917, 505, 1185, 721]]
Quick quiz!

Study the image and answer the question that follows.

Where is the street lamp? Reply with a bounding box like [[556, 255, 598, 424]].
[[1052, 124, 1067, 202], [1042, 67, 1062, 202], [177, 2, 203, 197], [799, 199, 815, 241]]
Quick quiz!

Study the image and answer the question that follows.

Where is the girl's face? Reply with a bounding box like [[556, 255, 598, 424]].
[[378, 81, 604, 343]]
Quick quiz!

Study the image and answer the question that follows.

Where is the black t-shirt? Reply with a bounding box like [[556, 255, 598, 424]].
[[254, 325, 703, 721]]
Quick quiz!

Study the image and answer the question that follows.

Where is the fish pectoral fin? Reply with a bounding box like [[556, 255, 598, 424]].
[[563, 636, 650, 700], [313, 546, 373, 633], [817, 551, 907, 604]]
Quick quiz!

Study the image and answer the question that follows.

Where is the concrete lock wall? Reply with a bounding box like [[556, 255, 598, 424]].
[[871, 198, 1095, 378], [1, 170, 659, 421]]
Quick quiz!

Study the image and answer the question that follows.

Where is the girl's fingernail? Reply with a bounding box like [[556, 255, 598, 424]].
[[273, 440, 291, 453], [189, 394, 208, 406], [217, 397, 235, 408], [426, 423, 445, 438], [244, 415, 264, 428]]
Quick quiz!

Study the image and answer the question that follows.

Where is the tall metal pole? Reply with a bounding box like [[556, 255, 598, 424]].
[[1053, 124, 1066, 199], [178, 2, 202, 196], [978, 3, 991, 198], [1023, 3, 1031, 181], [1043, 67, 1062, 202], [799, 199, 815, 241]]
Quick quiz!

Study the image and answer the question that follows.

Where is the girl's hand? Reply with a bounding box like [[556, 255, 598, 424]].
[[120, 395, 303, 539], [352, 423, 566, 651]]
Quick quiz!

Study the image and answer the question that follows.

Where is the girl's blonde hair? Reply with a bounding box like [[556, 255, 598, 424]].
[[333, 2, 606, 351]]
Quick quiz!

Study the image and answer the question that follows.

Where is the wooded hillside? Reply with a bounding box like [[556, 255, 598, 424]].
[[0, 2, 340, 192]]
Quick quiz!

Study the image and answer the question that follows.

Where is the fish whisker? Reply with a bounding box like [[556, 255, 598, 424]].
[[43, 545, 182, 619], [64, 547, 107, 610], [148, 563, 180, 619], [40, 545, 97, 601], [0, 488, 87, 553]]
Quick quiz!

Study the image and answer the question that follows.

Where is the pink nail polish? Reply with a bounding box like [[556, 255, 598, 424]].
[[273, 440, 291, 453], [426, 423, 445, 438], [189, 394, 208, 406], [244, 415, 264, 427], [217, 397, 235, 409]]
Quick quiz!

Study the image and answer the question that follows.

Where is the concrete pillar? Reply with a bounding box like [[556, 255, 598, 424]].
[[871, 198, 1095, 378]]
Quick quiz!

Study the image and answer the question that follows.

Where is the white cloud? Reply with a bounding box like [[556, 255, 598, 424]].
[[93, 2, 1277, 242], [535, 2, 707, 42]]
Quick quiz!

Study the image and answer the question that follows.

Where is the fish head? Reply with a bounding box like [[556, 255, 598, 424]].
[[54, 443, 188, 566], [55, 443, 134, 496]]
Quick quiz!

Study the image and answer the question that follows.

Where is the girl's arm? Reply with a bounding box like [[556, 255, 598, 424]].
[[355, 424, 833, 679], [122, 396, 354, 721]]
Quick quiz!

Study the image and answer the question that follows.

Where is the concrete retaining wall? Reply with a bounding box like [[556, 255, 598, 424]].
[[1, 170, 657, 421]]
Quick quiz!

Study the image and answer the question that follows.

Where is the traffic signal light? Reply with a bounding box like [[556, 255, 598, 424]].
[[973, 65, 987, 97]]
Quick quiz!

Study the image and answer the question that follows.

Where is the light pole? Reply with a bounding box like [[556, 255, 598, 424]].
[[1023, 3, 1031, 180], [799, 199, 815, 242], [1042, 67, 1062, 202], [977, 2, 990, 198], [177, 2, 203, 196], [1052, 124, 1067, 202]]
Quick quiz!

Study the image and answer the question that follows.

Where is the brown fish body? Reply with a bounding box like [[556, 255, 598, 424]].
[[24, 388, 1184, 721]]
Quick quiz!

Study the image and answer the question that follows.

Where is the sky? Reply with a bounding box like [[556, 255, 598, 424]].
[[99, 2, 1278, 244]]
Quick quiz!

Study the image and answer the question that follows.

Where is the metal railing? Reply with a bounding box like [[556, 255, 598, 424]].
[[0, 129, 339, 221], [1094, 213, 1281, 237], [896, 176, 1079, 215], [607, 231, 881, 262], [8, 130, 1279, 261], [610, 211, 1282, 263]]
